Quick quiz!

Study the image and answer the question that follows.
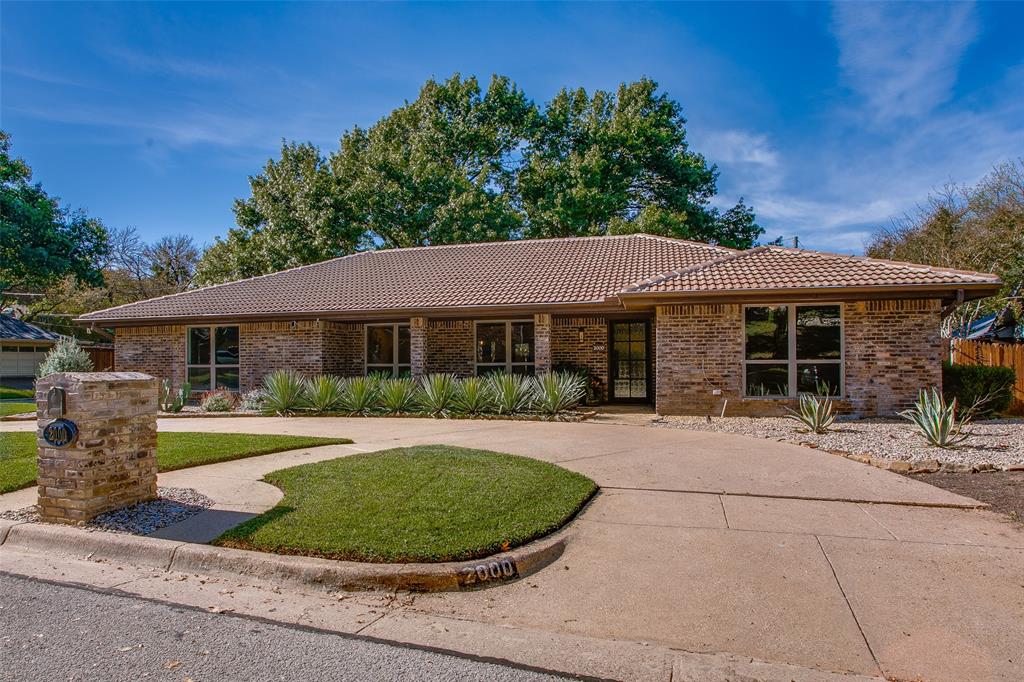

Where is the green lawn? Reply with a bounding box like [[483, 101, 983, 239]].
[[0, 402, 35, 417], [216, 445, 598, 563], [0, 432, 351, 494], [0, 386, 34, 400]]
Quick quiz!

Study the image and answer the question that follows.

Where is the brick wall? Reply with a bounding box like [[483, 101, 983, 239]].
[[114, 326, 186, 388], [425, 320, 475, 376], [551, 316, 609, 400], [323, 321, 364, 377], [239, 321, 326, 391], [654, 299, 944, 417]]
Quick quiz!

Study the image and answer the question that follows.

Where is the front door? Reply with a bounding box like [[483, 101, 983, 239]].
[[609, 320, 650, 402]]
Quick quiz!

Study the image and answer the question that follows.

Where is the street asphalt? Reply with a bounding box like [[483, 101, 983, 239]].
[[0, 573, 567, 682]]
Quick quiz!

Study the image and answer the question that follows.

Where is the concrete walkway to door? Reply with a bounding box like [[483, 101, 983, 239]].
[[1, 416, 1022, 681]]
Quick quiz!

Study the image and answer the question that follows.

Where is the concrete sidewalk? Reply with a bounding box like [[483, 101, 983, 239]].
[[2, 416, 1022, 680]]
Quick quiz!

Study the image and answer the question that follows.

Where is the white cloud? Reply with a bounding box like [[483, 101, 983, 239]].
[[831, 1, 978, 121], [103, 46, 243, 81], [700, 129, 779, 168]]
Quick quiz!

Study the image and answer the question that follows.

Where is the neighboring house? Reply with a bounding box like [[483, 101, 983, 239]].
[[0, 314, 61, 379], [955, 308, 1022, 343], [76, 234, 1002, 416]]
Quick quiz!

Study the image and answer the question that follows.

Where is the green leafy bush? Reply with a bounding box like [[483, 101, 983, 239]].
[[899, 388, 971, 448], [453, 376, 494, 415], [262, 370, 307, 415], [239, 389, 267, 412], [785, 393, 836, 433], [488, 373, 534, 415], [417, 373, 459, 416], [36, 337, 94, 377], [200, 390, 237, 412], [942, 364, 1015, 418], [303, 375, 345, 414], [338, 376, 379, 415], [532, 372, 587, 417], [159, 379, 191, 413], [378, 378, 418, 414]]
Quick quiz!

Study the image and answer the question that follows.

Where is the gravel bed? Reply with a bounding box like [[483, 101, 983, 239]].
[[0, 486, 214, 535], [653, 416, 1024, 469]]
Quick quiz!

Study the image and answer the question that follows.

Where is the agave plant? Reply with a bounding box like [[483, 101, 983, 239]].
[[487, 372, 534, 415], [785, 393, 836, 434], [453, 376, 494, 416], [338, 376, 379, 415], [416, 373, 459, 417], [532, 372, 587, 418], [303, 375, 345, 414], [378, 377, 418, 414], [262, 370, 307, 416], [899, 388, 971, 448]]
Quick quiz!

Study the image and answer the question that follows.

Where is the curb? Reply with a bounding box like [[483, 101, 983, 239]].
[[0, 519, 570, 593]]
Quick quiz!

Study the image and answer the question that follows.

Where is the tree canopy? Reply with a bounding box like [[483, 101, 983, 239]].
[[0, 131, 109, 304], [196, 75, 762, 284]]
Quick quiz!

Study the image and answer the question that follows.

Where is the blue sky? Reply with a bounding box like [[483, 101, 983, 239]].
[[2, 1, 1022, 254]]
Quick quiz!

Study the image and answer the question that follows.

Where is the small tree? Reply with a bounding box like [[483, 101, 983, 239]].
[[36, 337, 94, 377]]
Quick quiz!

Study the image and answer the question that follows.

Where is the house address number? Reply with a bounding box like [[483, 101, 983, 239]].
[[592, 344, 606, 351], [457, 558, 519, 587]]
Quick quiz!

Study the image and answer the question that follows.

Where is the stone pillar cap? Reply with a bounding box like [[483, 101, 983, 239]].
[[38, 372, 156, 383]]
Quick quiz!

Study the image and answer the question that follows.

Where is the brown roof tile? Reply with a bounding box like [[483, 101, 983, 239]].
[[622, 245, 1001, 294], [79, 234, 733, 322]]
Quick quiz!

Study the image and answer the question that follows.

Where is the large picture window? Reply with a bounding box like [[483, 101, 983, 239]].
[[366, 323, 411, 376], [475, 321, 534, 376], [743, 305, 842, 397], [187, 326, 239, 392]]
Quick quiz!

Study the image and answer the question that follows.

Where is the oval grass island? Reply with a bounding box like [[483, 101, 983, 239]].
[[214, 445, 597, 564]]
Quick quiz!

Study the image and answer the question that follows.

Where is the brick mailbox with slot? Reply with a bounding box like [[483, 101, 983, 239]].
[[35, 372, 159, 524]]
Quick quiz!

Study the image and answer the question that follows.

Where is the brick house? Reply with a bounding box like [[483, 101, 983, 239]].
[[76, 234, 1001, 416]]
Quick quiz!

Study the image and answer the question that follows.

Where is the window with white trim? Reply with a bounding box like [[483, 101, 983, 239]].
[[475, 320, 535, 376], [365, 323, 411, 376], [743, 305, 842, 397], [187, 326, 240, 392]]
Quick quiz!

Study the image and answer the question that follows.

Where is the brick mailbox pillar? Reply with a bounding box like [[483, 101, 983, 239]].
[[35, 372, 159, 524]]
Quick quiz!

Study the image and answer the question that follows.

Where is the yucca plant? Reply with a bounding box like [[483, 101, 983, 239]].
[[487, 372, 534, 415], [453, 376, 494, 416], [338, 376, 379, 415], [159, 379, 191, 413], [416, 373, 459, 417], [378, 377, 418, 414], [899, 388, 971, 448], [262, 370, 307, 416], [303, 375, 345, 414], [785, 393, 836, 434], [532, 372, 587, 418]]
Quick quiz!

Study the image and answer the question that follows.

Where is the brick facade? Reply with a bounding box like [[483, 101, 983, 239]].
[[425, 320, 475, 376], [114, 326, 186, 388], [322, 322, 364, 377], [654, 299, 944, 417], [551, 316, 610, 400]]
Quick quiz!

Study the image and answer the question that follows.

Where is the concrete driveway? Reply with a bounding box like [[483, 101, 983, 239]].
[[2, 416, 1022, 681]]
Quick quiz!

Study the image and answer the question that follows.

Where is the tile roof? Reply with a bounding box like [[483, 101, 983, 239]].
[[0, 314, 63, 342], [78, 234, 733, 322], [622, 245, 1001, 294]]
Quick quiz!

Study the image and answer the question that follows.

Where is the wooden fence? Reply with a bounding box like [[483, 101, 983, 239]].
[[85, 346, 114, 372], [949, 339, 1024, 414]]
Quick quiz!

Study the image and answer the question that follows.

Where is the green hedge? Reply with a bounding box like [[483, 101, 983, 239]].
[[943, 363, 1015, 418]]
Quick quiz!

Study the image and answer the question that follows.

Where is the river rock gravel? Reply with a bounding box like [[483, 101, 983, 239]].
[[0, 486, 214, 535], [653, 416, 1024, 470]]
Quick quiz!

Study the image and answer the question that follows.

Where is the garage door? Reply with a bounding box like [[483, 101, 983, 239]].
[[0, 346, 49, 377]]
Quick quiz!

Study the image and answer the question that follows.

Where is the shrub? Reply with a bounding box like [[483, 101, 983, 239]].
[[200, 390, 237, 412], [36, 337, 94, 377], [416, 373, 459, 416], [532, 372, 587, 417], [453, 376, 494, 416], [239, 389, 267, 412], [159, 379, 191, 413], [785, 393, 836, 434], [303, 375, 345, 414], [338, 376, 379, 415], [943, 364, 1015, 419], [262, 370, 307, 415], [487, 373, 534, 415], [899, 387, 971, 448], [378, 378, 418, 414]]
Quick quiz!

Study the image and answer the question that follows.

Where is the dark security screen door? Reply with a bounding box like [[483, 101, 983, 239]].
[[610, 321, 650, 401]]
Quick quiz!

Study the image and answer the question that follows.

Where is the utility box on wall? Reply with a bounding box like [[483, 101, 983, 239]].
[[35, 372, 159, 524]]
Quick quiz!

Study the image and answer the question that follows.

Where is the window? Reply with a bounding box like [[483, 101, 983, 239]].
[[743, 305, 842, 397], [366, 324, 411, 376], [475, 321, 534, 375], [187, 326, 239, 392]]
